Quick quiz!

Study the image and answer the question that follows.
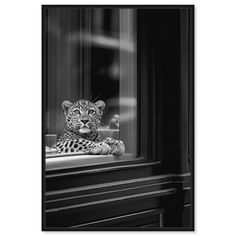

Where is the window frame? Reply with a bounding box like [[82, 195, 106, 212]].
[[42, 5, 194, 175]]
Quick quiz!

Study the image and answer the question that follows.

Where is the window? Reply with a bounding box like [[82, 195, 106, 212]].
[[43, 7, 193, 173], [44, 8, 138, 163]]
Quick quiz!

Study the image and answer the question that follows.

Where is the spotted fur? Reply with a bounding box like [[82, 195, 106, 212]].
[[55, 99, 125, 156]]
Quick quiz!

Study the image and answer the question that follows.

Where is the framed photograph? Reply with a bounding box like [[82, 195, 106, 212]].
[[42, 5, 194, 231]]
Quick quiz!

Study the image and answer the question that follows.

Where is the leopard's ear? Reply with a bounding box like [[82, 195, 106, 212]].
[[62, 101, 73, 115], [94, 100, 105, 112]]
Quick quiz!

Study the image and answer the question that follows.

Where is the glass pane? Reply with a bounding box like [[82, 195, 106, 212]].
[[45, 8, 137, 159]]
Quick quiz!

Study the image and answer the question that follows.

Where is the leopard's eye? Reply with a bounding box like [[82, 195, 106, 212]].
[[88, 109, 95, 115], [73, 110, 81, 115]]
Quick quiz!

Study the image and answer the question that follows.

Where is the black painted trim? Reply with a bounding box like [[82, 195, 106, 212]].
[[47, 188, 176, 213], [70, 209, 163, 228], [46, 161, 161, 178], [45, 172, 191, 229], [42, 5, 194, 9], [46, 174, 172, 199], [46, 157, 148, 173]]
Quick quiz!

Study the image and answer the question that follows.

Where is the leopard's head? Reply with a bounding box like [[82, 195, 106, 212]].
[[62, 99, 105, 134]]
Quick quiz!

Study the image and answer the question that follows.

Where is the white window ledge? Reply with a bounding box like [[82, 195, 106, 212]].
[[45, 153, 136, 171]]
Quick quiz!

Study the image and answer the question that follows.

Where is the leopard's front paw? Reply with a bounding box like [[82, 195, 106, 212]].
[[104, 137, 125, 157], [90, 142, 111, 155]]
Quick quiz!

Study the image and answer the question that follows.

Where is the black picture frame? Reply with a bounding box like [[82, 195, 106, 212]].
[[42, 5, 194, 231]]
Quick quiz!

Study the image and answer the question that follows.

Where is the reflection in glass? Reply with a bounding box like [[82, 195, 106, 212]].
[[45, 8, 137, 158]]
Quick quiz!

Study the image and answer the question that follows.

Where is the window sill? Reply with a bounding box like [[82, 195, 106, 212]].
[[45, 153, 145, 171]]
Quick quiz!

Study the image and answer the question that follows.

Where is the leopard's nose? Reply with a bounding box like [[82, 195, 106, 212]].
[[81, 119, 89, 125]]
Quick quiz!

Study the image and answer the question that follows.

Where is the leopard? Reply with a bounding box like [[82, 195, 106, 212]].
[[54, 99, 125, 157]]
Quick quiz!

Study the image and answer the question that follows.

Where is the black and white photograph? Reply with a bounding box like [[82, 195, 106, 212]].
[[42, 5, 194, 231], [3, 0, 236, 235]]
